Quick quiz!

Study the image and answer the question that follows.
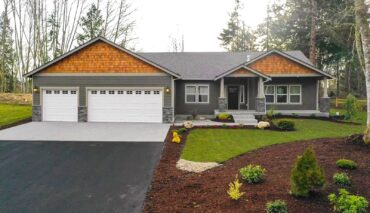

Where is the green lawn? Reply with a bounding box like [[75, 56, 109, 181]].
[[330, 108, 366, 124], [0, 104, 32, 127], [181, 119, 365, 163]]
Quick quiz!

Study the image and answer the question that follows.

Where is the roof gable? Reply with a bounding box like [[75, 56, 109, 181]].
[[25, 37, 180, 77]]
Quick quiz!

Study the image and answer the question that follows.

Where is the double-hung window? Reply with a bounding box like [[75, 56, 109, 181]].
[[265, 85, 275, 103], [276, 85, 288, 103], [185, 84, 209, 104], [289, 85, 301, 103], [265, 85, 302, 104]]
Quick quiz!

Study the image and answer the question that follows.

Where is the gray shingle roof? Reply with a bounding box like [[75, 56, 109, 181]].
[[138, 51, 313, 80]]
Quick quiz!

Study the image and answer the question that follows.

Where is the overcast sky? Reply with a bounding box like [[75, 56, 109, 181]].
[[133, 0, 270, 52]]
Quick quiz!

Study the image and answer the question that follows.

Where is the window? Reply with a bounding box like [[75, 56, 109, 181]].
[[185, 84, 209, 104], [264, 85, 275, 103], [109, 90, 115, 95], [127, 90, 133, 94], [100, 90, 106, 95], [144, 91, 151, 95], [117, 90, 124, 94], [264, 85, 302, 104], [62, 90, 68, 94], [153, 91, 160, 95], [46, 90, 52, 94], [54, 90, 60, 94], [91, 90, 97, 95], [135, 91, 142, 95], [239, 85, 245, 103], [71, 90, 77, 95], [289, 85, 301, 103]]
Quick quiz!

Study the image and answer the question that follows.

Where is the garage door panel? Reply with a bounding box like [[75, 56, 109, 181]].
[[88, 89, 163, 123], [42, 90, 78, 122]]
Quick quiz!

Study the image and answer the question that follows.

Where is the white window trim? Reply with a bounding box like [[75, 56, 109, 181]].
[[276, 85, 289, 104], [265, 85, 275, 104], [265, 84, 302, 105], [185, 84, 210, 104]]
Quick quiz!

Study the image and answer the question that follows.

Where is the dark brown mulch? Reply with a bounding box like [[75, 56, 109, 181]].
[[143, 134, 370, 213]]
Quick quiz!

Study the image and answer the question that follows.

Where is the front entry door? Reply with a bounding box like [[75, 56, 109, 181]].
[[227, 86, 239, 110]]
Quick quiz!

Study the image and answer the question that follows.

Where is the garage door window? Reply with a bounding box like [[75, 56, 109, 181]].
[[109, 90, 115, 95], [71, 90, 77, 94], [62, 90, 68, 94], [118, 90, 124, 94], [136, 91, 142, 95], [127, 91, 133, 94], [100, 91, 106, 94], [54, 90, 60, 94], [154, 91, 160, 95], [145, 91, 151, 95], [46, 90, 52, 94]]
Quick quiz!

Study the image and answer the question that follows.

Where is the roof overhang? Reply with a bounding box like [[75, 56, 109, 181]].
[[214, 64, 271, 81], [23, 37, 181, 78]]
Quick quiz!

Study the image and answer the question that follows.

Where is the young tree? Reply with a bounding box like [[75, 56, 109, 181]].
[[0, 1, 15, 92], [218, 0, 256, 52], [76, 3, 104, 44], [354, 0, 370, 127]]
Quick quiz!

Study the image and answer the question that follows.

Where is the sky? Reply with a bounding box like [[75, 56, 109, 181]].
[[132, 0, 271, 52]]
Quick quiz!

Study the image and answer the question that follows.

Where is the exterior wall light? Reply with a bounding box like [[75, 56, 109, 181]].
[[33, 87, 39, 93], [165, 87, 171, 94]]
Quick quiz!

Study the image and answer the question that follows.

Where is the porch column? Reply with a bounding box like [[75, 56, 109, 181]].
[[255, 77, 266, 113], [257, 77, 265, 98], [218, 77, 227, 112], [319, 77, 330, 114], [220, 77, 225, 98]]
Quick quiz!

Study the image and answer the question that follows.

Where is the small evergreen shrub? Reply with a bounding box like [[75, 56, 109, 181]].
[[266, 200, 288, 213], [333, 173, 350, 187], [290, 146, 326, 197], [177, 128, 188, 134], [227, 175, 245, 200], [343, 94, 358, 120], [239, 164, 266, 184], [328, 189, 368, 213], [276, 120, 295, 131], [217, 113, 232, 121], [336, 159, 357, 170]]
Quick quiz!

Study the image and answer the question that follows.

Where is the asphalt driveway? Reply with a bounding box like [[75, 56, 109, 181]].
[[0, 122, 170, 142], [0, 141, 163, 213]]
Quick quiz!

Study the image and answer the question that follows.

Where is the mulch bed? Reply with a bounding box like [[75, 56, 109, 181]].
[[143, 132, 370, 213]]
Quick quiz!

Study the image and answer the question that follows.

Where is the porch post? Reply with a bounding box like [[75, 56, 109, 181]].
[[319, 77, 330, 114], [218, 77, 227, 112], [257, 77, 265, 98], [220, 77, 225, 98], [255, 77, 266, 113]]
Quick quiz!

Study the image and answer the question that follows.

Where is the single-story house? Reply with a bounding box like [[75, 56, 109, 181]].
[[24, 37, 333, 123]]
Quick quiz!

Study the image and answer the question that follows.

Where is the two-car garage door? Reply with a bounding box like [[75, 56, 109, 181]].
[[41, 88, 163, 123], [87, 89, 163, 123]]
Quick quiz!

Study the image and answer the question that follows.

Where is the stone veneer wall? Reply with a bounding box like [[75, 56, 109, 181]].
[[218, 97, 227, 112], [319, 97, 330, 113], [32, 106, 42, 121], [78, 106, 88, 122], [163, 107, 173, 123]]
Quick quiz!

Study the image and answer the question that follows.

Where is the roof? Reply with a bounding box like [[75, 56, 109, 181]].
[[139, 51, 332, 80], [24, 37, 181, 78], [24, 37, 333, 80]]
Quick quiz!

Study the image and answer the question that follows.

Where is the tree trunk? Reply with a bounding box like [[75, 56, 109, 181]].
[[354, 0, 370, 125], [309, 0, 318, 66]]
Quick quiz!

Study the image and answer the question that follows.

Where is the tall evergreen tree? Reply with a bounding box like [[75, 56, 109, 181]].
[[76, 3, 105, 44], [218, 0, 256, 52], [0, 5, 15, 92]]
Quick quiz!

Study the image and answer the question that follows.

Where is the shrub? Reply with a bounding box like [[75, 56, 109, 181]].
[[177, 127, 188, 134], [217, 113, 232, 121], [343, 94, 358, 120], [266, 200, 288, 213], [336, 159, 357, 170], [267, 106, 276, 118], [333, 173, 350, 187], [328, 189, 368, 213], [239, 164, 266, 184], [276, 120, 295, 131], [172, 132, 181, 143], [227, 175, 245, 200], [290, 146, 326, 197], [292, 113, 299, 117]]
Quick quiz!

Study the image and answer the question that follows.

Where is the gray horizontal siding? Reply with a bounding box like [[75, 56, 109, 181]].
[[175, 80, 219, 115], [265, 77, 319, 111], [33, 76, 172, 107]]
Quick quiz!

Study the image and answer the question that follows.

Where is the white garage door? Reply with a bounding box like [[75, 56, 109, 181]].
[[42, 89, 78, 122], [87, 89, 163, 123]]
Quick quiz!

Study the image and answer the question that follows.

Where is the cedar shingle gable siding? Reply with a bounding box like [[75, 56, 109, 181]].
[[234, 68, 254, 75], [41, 41, 162, 74], [249, 53, 317, 75]]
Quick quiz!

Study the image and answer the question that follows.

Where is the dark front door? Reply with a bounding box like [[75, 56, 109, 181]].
[[227, 86, 239, 110]]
